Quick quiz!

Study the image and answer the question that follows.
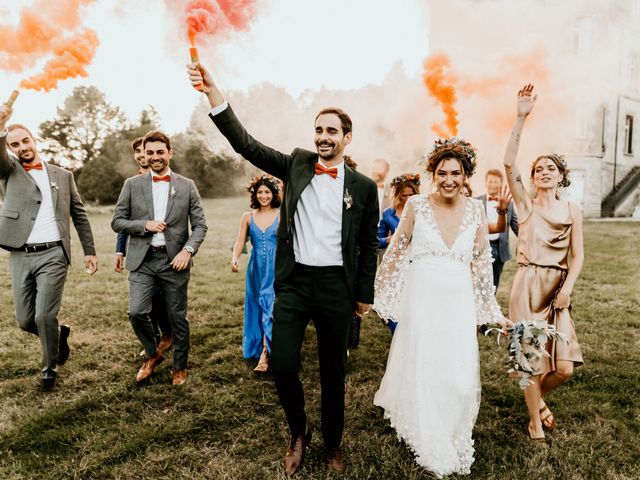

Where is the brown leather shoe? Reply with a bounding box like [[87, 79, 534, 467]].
[[157, 335, 173, 356], [283, 430, 312, 475], [135, 353, 164, 383], [172, 368, 188, 386], [325, 447, 345, 474]]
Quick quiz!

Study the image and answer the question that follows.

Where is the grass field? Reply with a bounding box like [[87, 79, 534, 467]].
[[0, 197, 639, 480]]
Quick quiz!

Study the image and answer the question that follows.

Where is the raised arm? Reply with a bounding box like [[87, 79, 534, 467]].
[[231, 212, 251, 272], [187, 63, 291, 180], [0, 102, 15, 179], [504, 84, 537, 216]]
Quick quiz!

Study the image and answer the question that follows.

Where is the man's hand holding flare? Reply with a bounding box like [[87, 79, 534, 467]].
[[187, 63, 225, 108]]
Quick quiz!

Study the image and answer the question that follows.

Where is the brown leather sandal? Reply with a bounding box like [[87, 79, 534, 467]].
[[540, 403, 557, 431]]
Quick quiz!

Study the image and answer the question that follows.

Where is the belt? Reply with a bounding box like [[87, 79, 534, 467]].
[[150, 245, 167, 253], [15, 241, 62, 253]]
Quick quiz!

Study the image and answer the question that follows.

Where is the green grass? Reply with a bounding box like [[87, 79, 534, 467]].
[[0, 198, 639, 479]]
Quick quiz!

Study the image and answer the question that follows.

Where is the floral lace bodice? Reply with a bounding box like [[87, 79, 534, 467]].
[[374, 195, 505, 325]]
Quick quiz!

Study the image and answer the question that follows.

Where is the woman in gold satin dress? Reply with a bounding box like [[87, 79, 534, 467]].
[[503, 84, 585, 442]]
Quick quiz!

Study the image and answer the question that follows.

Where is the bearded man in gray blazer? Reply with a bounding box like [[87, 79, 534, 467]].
[[0, 102, 98, 392], [112, 130, 207, 386]]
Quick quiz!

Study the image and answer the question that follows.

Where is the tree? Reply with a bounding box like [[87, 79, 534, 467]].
[[171, 133, 245, 197], [39, 86, 127, 169]]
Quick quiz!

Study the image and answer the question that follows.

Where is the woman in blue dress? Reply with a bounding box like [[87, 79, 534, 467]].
[[377, 173, 421, 333], [231, 175, 280, 372]]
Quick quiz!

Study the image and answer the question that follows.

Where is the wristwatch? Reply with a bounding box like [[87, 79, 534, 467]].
[[183, 246, 194, 254]]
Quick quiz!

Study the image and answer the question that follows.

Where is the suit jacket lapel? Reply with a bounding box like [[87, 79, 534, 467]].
[[165, 175, 177, 220], [341, 165, 356, 250], [286, 159, 315, 237], [142, 173, 155, 219], [46, 165, 58, 210]]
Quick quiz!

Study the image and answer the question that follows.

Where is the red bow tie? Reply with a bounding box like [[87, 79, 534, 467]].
[[488, 197, 499, 202], [152, 175, 170, 182], [22, 162, 43, 171], [315, 162, 338, 179]]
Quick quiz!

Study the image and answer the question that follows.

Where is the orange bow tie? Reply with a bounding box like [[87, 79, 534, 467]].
[[314, 162, 338, 179], [22, 162, 43, 171], [152, 175, 170, 182]]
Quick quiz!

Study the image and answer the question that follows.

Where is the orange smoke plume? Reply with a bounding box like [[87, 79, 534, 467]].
[[423, 53, 459, 138], [185, 0, 257, 46], [0, 0, 98, 91]]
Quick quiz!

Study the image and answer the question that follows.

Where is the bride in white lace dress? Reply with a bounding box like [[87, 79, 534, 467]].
[[374, 139, 509, 478]]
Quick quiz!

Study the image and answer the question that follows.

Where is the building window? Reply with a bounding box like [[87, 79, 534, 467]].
[[624, 115, 634, 155]]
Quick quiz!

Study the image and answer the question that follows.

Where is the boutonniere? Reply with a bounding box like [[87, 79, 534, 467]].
[[50, 182, 58, 191], [343, 188, 352, 210], [169, 187, 176, 199]]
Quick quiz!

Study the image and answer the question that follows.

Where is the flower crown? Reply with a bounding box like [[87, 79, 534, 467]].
[[390, 173, 421, 188], [430, 137, 477, 163], [247, 174, 280, 194]]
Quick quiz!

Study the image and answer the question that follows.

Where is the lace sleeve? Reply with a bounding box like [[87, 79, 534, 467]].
[[373, 197, 416, 321], [471, 201, 507, 326]]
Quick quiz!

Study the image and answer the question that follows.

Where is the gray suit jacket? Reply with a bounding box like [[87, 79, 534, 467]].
[[111, 171, 207, 272], [0, 133, 96, 264], [476, 194, 518, 263]]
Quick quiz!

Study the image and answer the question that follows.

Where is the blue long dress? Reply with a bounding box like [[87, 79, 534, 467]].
[[243, 214, 278, 359]]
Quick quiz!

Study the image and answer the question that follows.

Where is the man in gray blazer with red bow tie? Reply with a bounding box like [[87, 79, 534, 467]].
[[0, 101, 97, 392], [188, 63, 379, 475], [112, 130, 207, 386]]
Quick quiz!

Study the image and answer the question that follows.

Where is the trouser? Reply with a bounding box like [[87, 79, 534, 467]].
[[490, 242, 505, 290], [128, 249, 190, 370], [150, 285, 171, 341], [9, 245, 68, 379], [271, 263, 353, 449]]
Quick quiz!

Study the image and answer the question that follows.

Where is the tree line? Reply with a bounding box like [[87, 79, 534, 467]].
[[37, 86, 245, 204]]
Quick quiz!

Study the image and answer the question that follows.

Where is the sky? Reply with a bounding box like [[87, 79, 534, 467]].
[[0, 0, 430, 135]]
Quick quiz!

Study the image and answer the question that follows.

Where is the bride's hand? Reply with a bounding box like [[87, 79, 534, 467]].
[[517, 84, 537, 117], [498, 318, 513, 334]]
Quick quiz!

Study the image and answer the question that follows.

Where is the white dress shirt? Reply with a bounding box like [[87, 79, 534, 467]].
[[151, 170, 171, 247], [486, 198, 500, 242], [293, 160, 344, 266], [26, 162, 61, 244]]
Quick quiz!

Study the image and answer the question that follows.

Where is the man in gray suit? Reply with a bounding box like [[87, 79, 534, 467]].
[[476, 168, 518, 290], [0, 102, 97, 392], [112, 130, 207, 386]]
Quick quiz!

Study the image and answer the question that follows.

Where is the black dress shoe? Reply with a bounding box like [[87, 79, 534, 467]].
[[58, 325, 71, 365], [39, 378, 57, 392]]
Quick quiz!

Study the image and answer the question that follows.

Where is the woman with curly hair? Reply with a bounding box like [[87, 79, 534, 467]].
[[373, 138, 510, 477], [231, 175, 281, 373], [503, 84, 584, 442]]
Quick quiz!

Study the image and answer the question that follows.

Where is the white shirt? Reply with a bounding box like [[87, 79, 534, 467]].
[[150, 170, 171, 247], [486, 198, 500, 242], [293, 160, 345, 266], [26, 162, 61, 244], [209, 102, 345, 265], [377, 187, 385, 218]]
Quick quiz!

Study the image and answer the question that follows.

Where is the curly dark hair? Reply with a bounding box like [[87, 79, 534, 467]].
[[425, 138, 477, 178], [530, 154, 571, 188], [248, 175, 281, 209]]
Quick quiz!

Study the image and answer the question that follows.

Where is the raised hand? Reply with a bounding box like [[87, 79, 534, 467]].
[[0, 103, 13, 131], [517, 84, 537, 117], [186, 62, 225, 108], [496, 185, 512, 212]]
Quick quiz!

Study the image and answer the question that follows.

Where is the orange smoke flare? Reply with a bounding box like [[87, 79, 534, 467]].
[[0, 0, 98, 91], [19, 30, 99, 92], [185, 0, 257, 46], [423, 53, 458, 138]]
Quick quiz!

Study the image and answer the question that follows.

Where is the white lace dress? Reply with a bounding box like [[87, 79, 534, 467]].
[[373, 195, 505, 478]]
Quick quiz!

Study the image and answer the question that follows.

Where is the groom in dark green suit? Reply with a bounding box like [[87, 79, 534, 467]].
[[188, 64, 379, 475]]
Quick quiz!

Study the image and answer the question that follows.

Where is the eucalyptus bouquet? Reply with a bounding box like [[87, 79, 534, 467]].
[[486, 319, 569, 389]]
